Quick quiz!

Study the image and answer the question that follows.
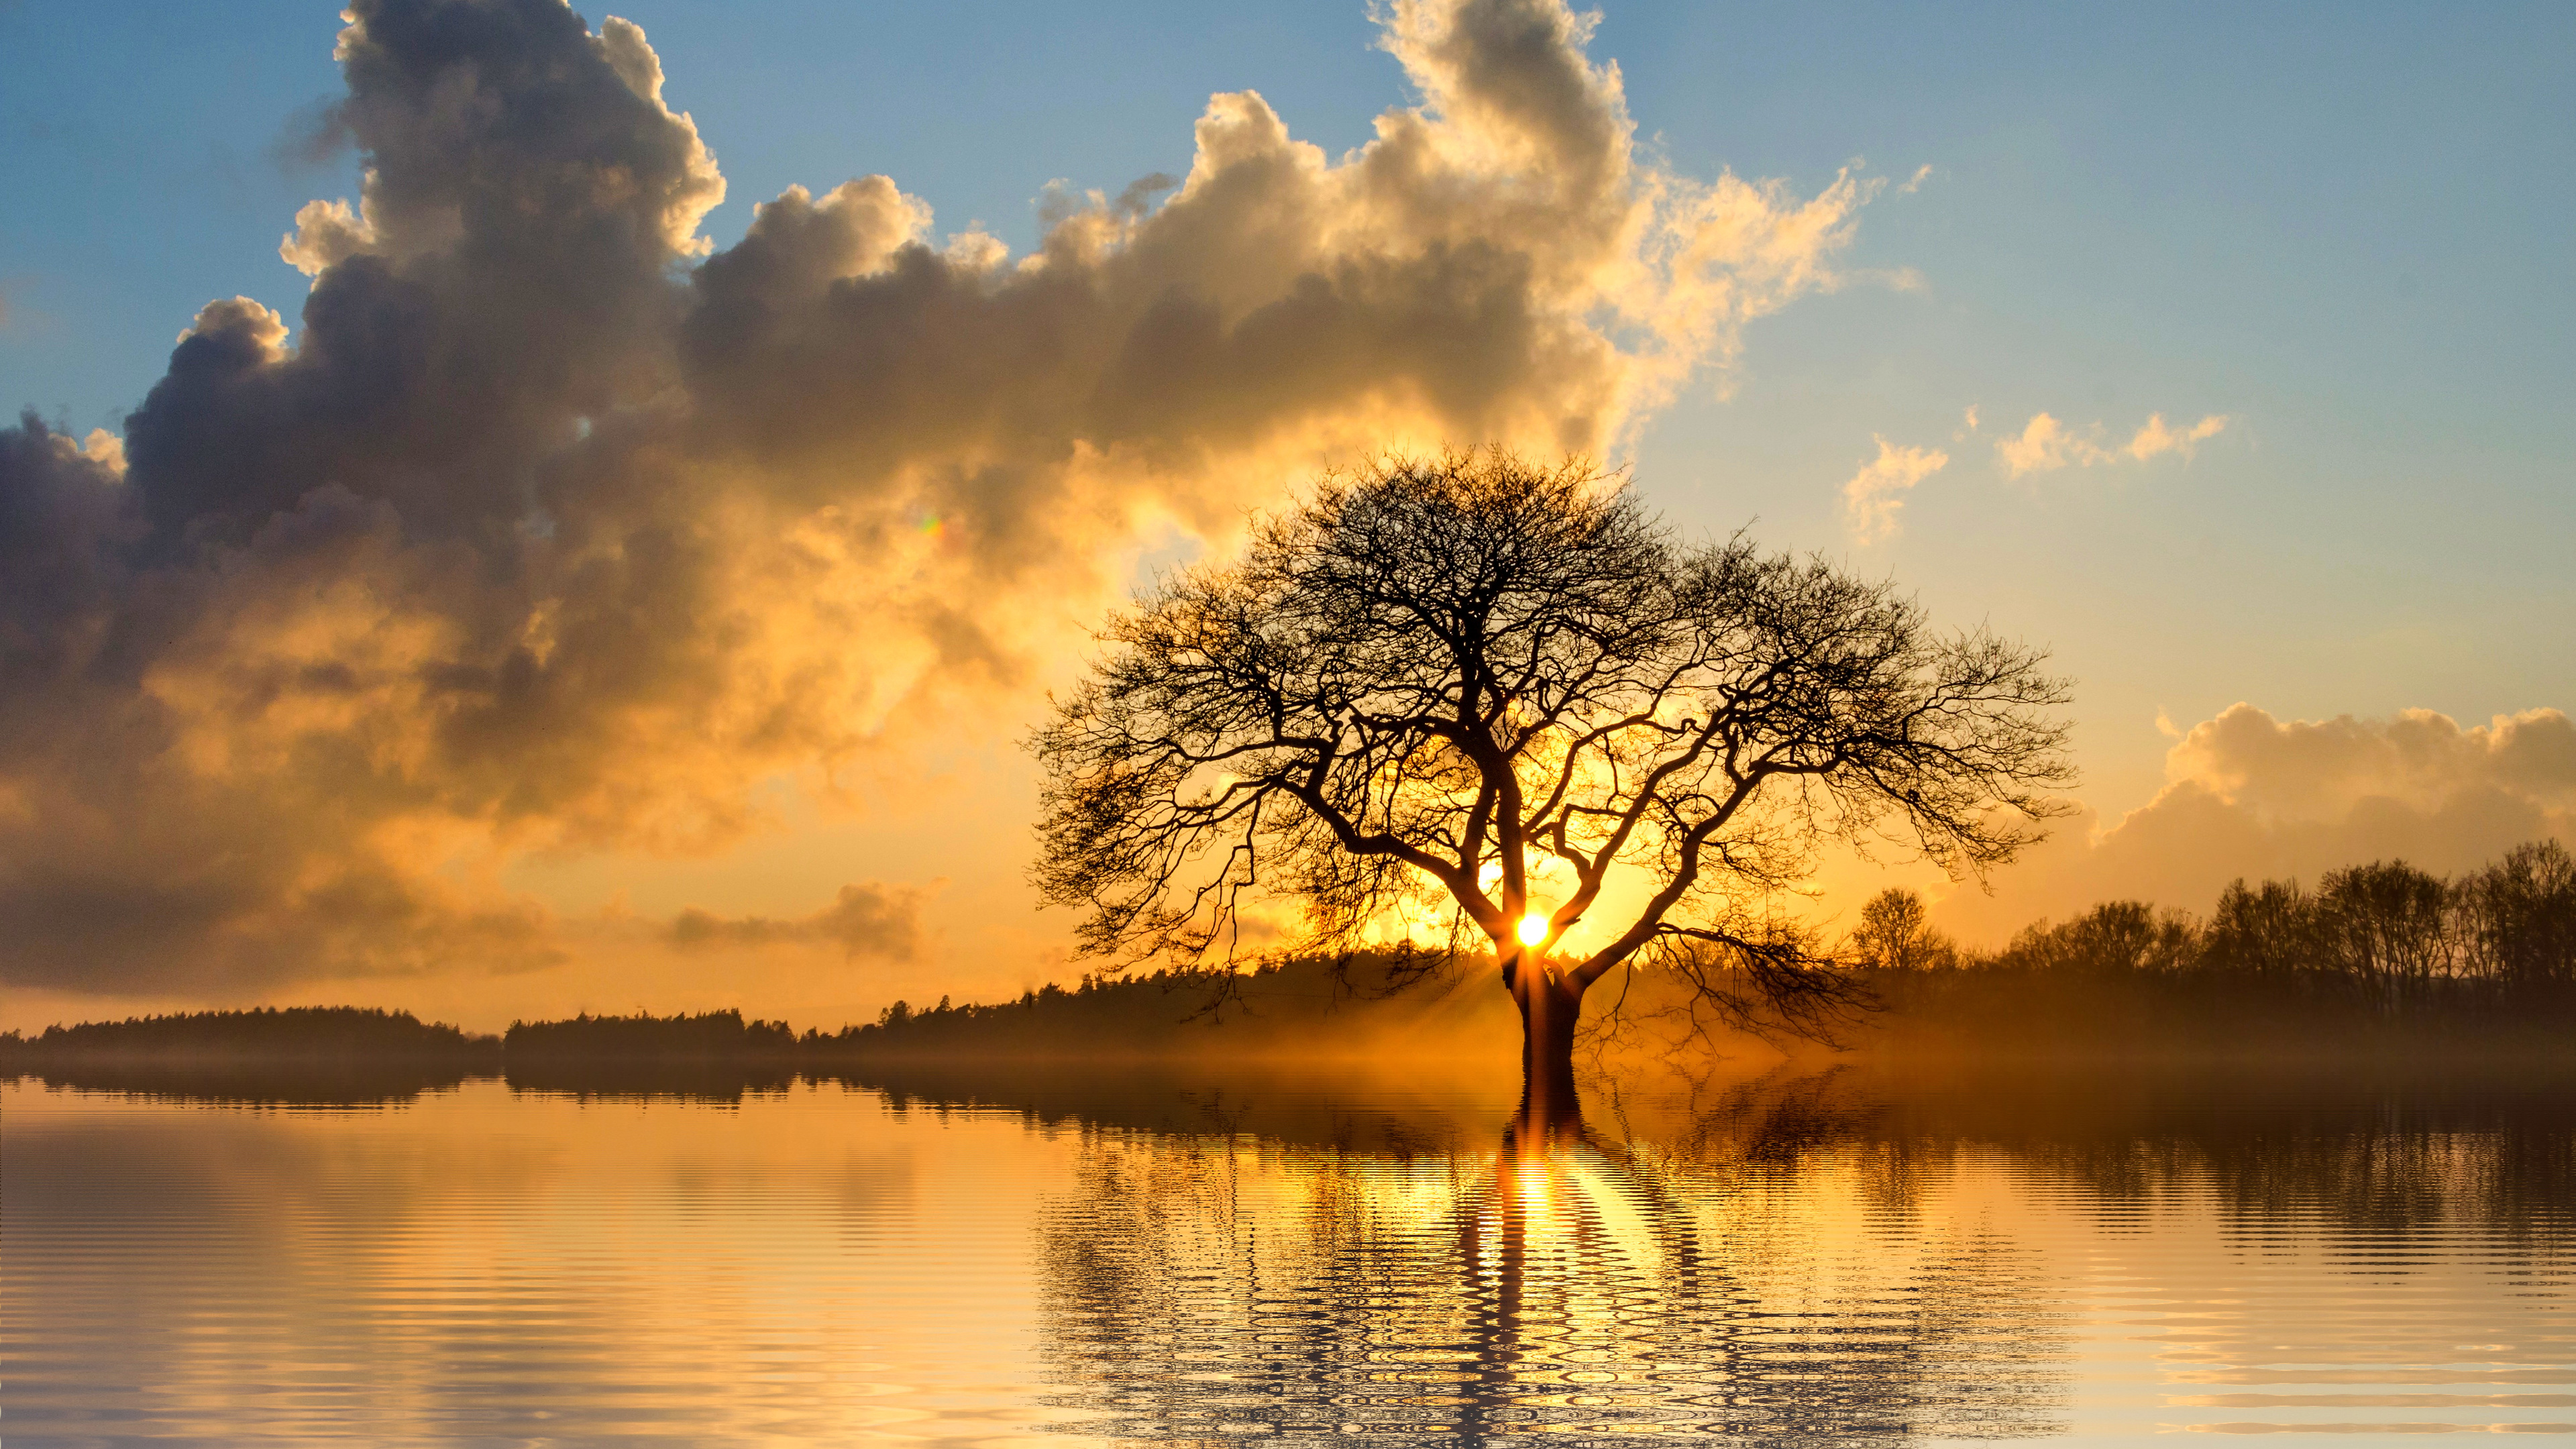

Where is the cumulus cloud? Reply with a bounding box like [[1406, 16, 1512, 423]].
[[1839, 435, 1947, 543], [0, 0, 1879, 995], [278, 199, 376, 276], [1994, 412, 2110, 476], [2125, 411, 2228, 462], [1933, 704, 2576, 942], [670, 881, 928, 960], [2165, 704, 2575, 820], [1996, 409, 2229, 478]]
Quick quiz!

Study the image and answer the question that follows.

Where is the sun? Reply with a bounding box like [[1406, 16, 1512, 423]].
[[1517, 913, 1550, 947]]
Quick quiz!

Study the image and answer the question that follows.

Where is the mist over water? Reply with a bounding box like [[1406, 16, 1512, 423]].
[[5, 1063, 2571, 1445]]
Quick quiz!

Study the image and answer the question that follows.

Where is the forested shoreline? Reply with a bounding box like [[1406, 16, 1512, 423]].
[[1845, 839, 2576, 1053], [0, 958, 1503, 1077], [7, 841, 2571, 1075]]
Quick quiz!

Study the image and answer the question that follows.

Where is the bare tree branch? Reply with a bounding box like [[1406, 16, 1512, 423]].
[[1030, 449, 2075, 1055]]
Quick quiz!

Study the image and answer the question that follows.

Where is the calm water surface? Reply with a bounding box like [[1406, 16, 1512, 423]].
[[5, 1063, 2571, 1446]]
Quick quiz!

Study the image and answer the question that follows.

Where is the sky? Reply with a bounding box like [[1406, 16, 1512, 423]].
[[0, 0, 2569, 1032]]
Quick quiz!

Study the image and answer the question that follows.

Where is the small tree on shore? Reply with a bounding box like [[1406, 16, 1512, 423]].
[[2318, 860, 2453, 1016], [1847, 888, 1959, 973], [2457, 841, 2576, 998], [1031, 451, 2073, 1122]]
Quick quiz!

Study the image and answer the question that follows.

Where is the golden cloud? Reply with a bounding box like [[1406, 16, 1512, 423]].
[[1933, 704, 2576, 943], [0, 0, 1882, 994], [1996, 409, 2229, 478], [1839, 435, 1949, 543]]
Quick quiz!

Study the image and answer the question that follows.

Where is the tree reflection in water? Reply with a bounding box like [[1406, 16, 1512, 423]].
[[1037, 1096, 2068, 1443]]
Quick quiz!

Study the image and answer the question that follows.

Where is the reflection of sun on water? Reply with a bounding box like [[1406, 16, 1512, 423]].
[[1042, 1118, 2081, 1440], [16, 1075, 2561, 1444], [1489, 1145, 1665, 1281]]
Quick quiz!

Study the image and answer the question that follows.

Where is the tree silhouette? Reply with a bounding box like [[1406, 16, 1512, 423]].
[[1032, 451, 2072, 1121], [1847, 887, 1960, 973]]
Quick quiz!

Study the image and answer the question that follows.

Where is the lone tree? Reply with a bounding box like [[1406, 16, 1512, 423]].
[[1033, 451, 2071, 1122], [1845, 888, 1960, 973]]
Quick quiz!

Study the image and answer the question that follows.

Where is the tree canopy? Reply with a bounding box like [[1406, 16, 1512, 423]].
[[1032, 450, 2073, 1096]]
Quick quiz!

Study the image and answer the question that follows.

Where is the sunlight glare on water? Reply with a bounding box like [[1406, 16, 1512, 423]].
[[3, 1067, 2571, 1446]]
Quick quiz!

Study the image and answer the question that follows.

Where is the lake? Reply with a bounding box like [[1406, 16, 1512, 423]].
[[5, 1060, 2571, 1446]]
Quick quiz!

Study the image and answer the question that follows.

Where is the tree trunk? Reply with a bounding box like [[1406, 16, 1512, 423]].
[[1506, 951, 1586, 1136]]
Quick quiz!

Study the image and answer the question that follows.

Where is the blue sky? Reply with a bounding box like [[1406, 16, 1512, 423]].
[[6, 1, 2567, 813], [0, 0, 2568, 1022]]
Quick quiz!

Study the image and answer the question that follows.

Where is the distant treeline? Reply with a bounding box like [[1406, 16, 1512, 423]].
[[0, 957, 1509, 1089], [1, 1007, 796, 1069], [1847, 840, 2576, 1051], [503, 1010, 796, 1058], [3, 1006, 502, 1062], [808, 952, 1507, 1059], [7, 842, 2572, 1074]]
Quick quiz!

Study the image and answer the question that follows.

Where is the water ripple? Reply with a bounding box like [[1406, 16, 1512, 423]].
[[5, 1067, 2573, 1444]]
